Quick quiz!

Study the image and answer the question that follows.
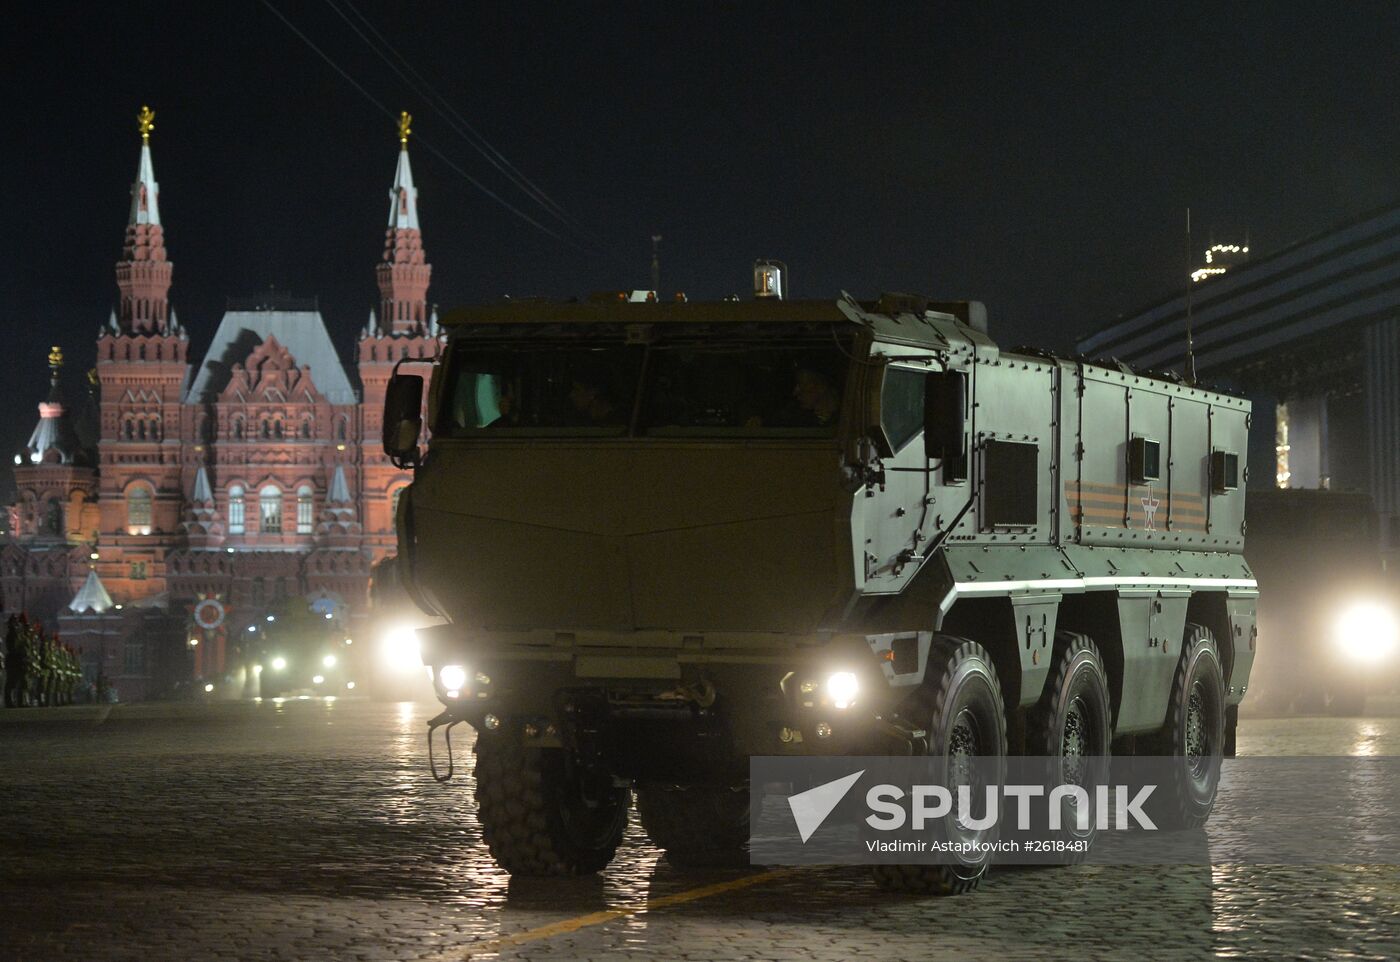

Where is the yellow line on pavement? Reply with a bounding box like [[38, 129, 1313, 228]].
[[446, 867, 801, 959]]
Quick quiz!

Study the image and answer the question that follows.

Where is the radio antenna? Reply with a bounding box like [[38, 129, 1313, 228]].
[[650, 235, 662, 295], [1184, 208, 1197, 385]]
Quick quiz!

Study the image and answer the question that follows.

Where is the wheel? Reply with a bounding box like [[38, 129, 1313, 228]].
[[636, 783, 749, 868], [1027, 632, 1111, 855], [871, 636, 1008, 895], [1144, 623, 1226, 829], [473, 731, 629, 876]]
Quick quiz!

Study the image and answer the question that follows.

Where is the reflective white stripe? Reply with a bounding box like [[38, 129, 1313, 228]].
[[1082, 576, 1257, 589], [952, 579, 1083, 594], [951, 575, 1257, 594]]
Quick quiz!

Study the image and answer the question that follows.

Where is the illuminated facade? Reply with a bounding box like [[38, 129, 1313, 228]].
[[1, 109, 440, 697]]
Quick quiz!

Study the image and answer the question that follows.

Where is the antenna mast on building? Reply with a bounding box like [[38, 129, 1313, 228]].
[[651, 235, 662, 295], [1184, 208, 1197, 385]]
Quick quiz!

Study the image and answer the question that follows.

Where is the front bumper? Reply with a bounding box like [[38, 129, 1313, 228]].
[[415, 624, 917, 763]]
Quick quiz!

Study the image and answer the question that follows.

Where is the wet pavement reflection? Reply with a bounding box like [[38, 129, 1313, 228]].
[[0, 699, 1397, 960]]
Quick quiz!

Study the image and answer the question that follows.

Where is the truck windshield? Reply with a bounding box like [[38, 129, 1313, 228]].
[[437, 324, 852, 438]]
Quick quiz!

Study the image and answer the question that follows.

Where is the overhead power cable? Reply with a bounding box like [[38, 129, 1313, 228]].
[[259, 0, 591, 251], [327, 0, 601, 247]]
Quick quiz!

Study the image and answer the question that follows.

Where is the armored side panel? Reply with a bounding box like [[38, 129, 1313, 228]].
[[1070, 367, 1248, 551], [967, 355, 1058, 544]]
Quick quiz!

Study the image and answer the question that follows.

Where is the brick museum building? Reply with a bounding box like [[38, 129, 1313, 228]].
[[2, 109, 440, 698]]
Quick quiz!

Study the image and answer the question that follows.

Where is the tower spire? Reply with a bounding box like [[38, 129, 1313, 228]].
[[376, 111, 431, 335], [23, 347, 80, 465], [129, 106, 161, 226], [116, 105, 172, 334], [387, 112, 420, 231]]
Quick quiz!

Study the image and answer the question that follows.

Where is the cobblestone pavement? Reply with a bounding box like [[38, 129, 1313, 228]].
[[1, 699, 1397, 961]]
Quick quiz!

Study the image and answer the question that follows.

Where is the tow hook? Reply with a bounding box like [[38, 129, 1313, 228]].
[[427, 708, 467, 783]]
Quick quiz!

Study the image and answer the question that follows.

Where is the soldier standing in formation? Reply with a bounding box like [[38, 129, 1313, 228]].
[[3, 615, 84, 707], [39, 631, 51, 706], [4, 614, 30, 708]]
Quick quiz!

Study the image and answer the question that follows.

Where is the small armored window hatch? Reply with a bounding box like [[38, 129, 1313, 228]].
[[1211, 450, 1239, 493], [1130, 437, 1161, 484]]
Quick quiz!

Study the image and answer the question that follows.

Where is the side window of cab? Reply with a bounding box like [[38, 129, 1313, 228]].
[[880, 366, 926, 454]]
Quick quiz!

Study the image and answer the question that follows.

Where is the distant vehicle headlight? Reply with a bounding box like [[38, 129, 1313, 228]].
[[270, 656, 287, 672], [1335, 601, 1400, 663], [826, 671, 859, 710], [322, 654, 337, 669], [438, 664, 469, 692], [382, 625, 422, 672]]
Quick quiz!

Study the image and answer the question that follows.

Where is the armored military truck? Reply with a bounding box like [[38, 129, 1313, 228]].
[[382, 289, 1257, 894]]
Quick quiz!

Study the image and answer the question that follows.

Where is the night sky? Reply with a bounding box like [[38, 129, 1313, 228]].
[[6, 1, 1399, 484]]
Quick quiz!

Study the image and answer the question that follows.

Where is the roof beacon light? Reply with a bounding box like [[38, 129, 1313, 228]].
[[753, 259, 787, 300]]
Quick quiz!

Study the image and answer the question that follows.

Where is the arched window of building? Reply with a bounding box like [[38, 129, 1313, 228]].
[[228, 486, 245, 534], [123, 419, 134, 440], [273, 420, 284, 439], [390, 486, 405, 525], [150, 417, 161, 442], [296, 485, 314, 534], [232, 418, 244, 440], [43, 499, 63, 537], [300, 418, 312, 439], [137, 419, 147, 441], [259, 485, 282, 534], [335, 417, 348, 442], [126, 486, 152, 535], [261, 420, 271, 439]]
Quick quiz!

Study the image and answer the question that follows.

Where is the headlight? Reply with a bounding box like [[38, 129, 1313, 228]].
[[322, 654, 337, 669], [826, 671, 859, 710], [270, 656, 287, 671], [381, 626, 422, 672], [438, 664, 469, 692], [1335, 601, 1400, 663]]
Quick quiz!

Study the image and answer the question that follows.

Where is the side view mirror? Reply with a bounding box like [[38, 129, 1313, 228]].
[[924, 370, 967, 464], [383, 373, 424, 466]]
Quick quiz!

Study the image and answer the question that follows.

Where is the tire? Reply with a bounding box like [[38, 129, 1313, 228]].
[[871, 636, 1008, 896], [1144, 623, 1226, 829], [1027, 632, 1112, 856], [636, 783, 749, 868], [473, 731, 629, 876]]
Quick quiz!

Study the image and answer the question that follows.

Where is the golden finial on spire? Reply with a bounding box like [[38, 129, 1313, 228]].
[[397, 111, 412, 147], [137, 105, 155, 143], [48, 346, 64, 370]]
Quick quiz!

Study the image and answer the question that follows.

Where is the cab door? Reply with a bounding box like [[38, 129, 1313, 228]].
[[854, 353, 941, 594]]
